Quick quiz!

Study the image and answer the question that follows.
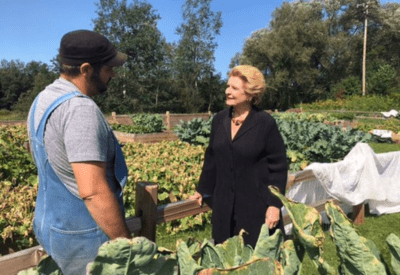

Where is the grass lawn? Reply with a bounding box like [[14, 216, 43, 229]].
[[0, 110, 27, 121], [156, 224, 212, 251], [368, 142, 400, 153]]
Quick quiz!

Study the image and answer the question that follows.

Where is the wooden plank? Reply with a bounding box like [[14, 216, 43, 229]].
[[0, 245, 45, 275], [156, 199, 211, 224], [286, 170, 316, 191]]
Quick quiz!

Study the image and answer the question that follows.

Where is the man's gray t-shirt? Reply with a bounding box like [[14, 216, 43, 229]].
[[27, 77, 119, 198]]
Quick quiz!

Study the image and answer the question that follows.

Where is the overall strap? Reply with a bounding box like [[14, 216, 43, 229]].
[[34, 91, 88, 144]]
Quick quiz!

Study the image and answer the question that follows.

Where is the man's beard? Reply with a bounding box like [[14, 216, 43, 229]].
[[90, 72, 108, 95]]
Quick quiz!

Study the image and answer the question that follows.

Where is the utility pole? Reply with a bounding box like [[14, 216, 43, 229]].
[[358, 2, 369, 96]]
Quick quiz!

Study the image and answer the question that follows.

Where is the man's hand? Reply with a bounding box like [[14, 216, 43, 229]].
[[265, 206, 280, 229], [189, 191, 203, 206], [72, 161, 131, 239]]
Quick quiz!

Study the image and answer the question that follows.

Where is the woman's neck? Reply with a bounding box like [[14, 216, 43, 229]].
[[232, 104, 251, 117]]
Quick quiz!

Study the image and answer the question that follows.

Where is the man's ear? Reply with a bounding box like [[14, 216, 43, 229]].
[[80, 63, 93, 77]]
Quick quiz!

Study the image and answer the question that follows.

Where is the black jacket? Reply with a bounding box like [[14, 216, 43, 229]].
[[197, 105, 288, 247]]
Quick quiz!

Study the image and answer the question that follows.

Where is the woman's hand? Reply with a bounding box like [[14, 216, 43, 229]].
[[189, 191, 203, 206], [265, 206, 280, 229]]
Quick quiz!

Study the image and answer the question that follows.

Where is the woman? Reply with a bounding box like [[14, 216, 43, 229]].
[[190, 65, 288, 248]]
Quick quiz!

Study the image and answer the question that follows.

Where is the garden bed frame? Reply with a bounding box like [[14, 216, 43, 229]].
[[0, 171, 364, 275]]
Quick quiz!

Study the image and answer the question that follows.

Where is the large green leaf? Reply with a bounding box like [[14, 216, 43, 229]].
[[17, 255, 62, 275], [177, 240, 204, 275], [386, 233, 400, 275], [280, 240, 304, 275], [269, 186, 336, 274], [185, 237, 202, 259], [200, 239, 225, 269], [214, 229, 254, 269], [198, 258, 284, 275], [88, 237, 177, 275], [325, 201, 387, 275], [251, 224, 283, 261]]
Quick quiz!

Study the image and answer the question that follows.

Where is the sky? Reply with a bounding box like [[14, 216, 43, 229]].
[[1, 0, 288, 77], [1, 0, 398, 77]]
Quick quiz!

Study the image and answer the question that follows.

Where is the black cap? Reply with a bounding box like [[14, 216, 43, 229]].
[[59, 30, 127, 66]]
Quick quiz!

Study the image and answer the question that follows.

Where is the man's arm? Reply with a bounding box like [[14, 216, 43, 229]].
[[71, 161, 131, 239]]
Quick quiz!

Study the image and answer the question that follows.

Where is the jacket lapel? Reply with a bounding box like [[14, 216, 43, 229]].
[[233, 106, 258, 142]]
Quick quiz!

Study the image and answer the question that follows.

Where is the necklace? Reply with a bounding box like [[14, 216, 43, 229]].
[[232, 109, 247, 126]]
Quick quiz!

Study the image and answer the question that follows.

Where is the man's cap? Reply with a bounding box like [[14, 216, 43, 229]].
[[59, 30, 127, 67]]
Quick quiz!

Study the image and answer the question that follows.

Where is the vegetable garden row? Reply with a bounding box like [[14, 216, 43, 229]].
[[1, 111, 399, 274]]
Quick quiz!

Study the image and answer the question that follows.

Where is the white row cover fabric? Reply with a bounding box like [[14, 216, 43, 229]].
[[285, 143, 400, 219], [381, 109, 399, 118]]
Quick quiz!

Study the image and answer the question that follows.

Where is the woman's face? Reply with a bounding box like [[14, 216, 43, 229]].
[[225, 76, 251, 108]]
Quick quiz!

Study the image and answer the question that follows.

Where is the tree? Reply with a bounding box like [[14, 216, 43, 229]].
[[174, 0, 222, 113], [93, 0, 170, 113], [13, 69, 57, 113], [241, 1, 329, 109], [0, 60, 31, 110], [0, 60, 55, 112], [235, 0, 399, 109]]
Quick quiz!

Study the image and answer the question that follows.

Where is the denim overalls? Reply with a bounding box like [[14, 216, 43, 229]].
[[29, 91, 128, 275]]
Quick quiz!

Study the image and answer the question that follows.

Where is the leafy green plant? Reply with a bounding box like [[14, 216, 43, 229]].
[[0, 126, 38, 253], [110, 113, 165, 134], [298, 93, 400, 112], [0, 180, 38, 253], [325, 201, 387, 274], [273, 117, 376, 172], [88, 237, 177, 274], [331, 76, 361, 98], [368, 64, 397, 96], [17, 255, 62, 275], [269, 186, 336, 274], [122, 141, 210, 234], [274, 112, 338, 123], [329, 112, 356, 121], [131, 113, 165, 132], [386, 233, 400, 275], [174, 116, 214, 146], [0, 126, 37, 185], [356, 118, 400, 134]]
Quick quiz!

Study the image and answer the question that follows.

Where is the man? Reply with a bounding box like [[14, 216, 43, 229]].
[[27, 30, 131, 275]]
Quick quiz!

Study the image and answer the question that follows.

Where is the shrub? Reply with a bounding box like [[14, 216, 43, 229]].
[[329, 112, 356, 121], [368, 64, 397, 96], [174, 115, 214, 146], [331, 76, 361, 99], [299, 94, 400, 112], [131, 113, 165, 132], [110, 113, 165, 134]]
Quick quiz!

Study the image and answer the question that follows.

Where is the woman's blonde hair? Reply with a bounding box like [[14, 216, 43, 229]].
[[229, 65, 266, 105]]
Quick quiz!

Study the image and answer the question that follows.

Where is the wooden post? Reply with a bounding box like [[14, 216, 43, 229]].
[[112, 112, 117, 123], [135, 182, 158, 241], [352, 204, 365, 225], [166, 111, 170, 130]]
